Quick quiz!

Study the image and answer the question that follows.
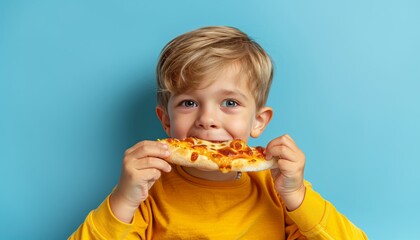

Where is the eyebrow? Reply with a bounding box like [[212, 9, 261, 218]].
[[218, 89, 250, 100], [174, 88, 250, 101]]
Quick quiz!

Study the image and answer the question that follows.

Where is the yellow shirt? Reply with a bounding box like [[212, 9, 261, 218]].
[[69, 166, 367, 239]]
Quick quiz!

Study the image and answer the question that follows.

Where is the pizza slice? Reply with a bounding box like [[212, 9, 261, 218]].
[[158, 137, 276, 173]]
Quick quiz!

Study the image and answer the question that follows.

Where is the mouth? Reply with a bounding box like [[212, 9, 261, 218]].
[[189, 136, 232, 143]]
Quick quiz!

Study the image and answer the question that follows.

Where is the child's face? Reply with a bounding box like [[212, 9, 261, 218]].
[[157, 65, 272, 143]]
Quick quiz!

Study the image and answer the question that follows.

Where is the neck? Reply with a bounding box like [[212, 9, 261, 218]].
[[181, 166, 241, 181]]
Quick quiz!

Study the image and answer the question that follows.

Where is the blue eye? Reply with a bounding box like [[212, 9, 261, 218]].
[[222, 99, 239, 107], [180, 100, 198, 108]]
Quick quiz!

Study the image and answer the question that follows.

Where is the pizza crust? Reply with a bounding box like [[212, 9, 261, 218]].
[[230, 158, 276, 172], [166, 145, 219, 170]]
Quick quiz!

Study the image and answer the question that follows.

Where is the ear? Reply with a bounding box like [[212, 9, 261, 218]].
[[250, 106, 273, 138], [156, 105, 171, 136]]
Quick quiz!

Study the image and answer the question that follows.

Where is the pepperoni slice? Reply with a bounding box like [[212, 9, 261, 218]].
[[190, 152, 199, 161], [217, 147, 237, 157]]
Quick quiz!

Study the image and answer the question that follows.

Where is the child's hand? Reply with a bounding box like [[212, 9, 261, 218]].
[[110, 140, 172, 223], [265, 134, 306, 211]]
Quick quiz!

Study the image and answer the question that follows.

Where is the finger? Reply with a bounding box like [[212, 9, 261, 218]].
[[125, 140, 168, 155], [126, 142, 170, 160], [266, 136, 300, 159], [266, 144, 295, 161], [266, 135, 295, 151], [284, 134, 296, 144], [125, 141, 148, 155], [135, 168, 163, 182], [276, 158, 302, 171], [279, 135, 298, 151], [129, 157, 172, 173]]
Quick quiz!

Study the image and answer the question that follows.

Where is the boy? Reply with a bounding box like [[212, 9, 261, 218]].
[[70, 26, 367, 239]]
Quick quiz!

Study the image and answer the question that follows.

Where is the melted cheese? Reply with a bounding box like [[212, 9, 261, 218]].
[[163, 138, 265, 172]]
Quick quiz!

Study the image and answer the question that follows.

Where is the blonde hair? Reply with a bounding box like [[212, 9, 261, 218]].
[[156, 26, 273, 110]]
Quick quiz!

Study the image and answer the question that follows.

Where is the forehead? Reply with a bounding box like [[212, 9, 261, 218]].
[[194, 63, 251, 91]]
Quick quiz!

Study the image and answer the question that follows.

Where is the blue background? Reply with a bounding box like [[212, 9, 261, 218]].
[[1, 0, 419, 239]]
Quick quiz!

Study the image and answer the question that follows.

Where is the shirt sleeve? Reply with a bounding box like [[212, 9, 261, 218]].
[[68, 195, 148, 240], [286, 182, 368, 240]]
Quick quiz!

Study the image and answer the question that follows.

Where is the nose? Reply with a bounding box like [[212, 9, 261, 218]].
[[195, 106, 219, 129]]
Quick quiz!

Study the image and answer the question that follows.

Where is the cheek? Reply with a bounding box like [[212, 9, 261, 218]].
[[225, 115, 254, 138], [170, 126, 185, 138], [169, 115, 192, 138]]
